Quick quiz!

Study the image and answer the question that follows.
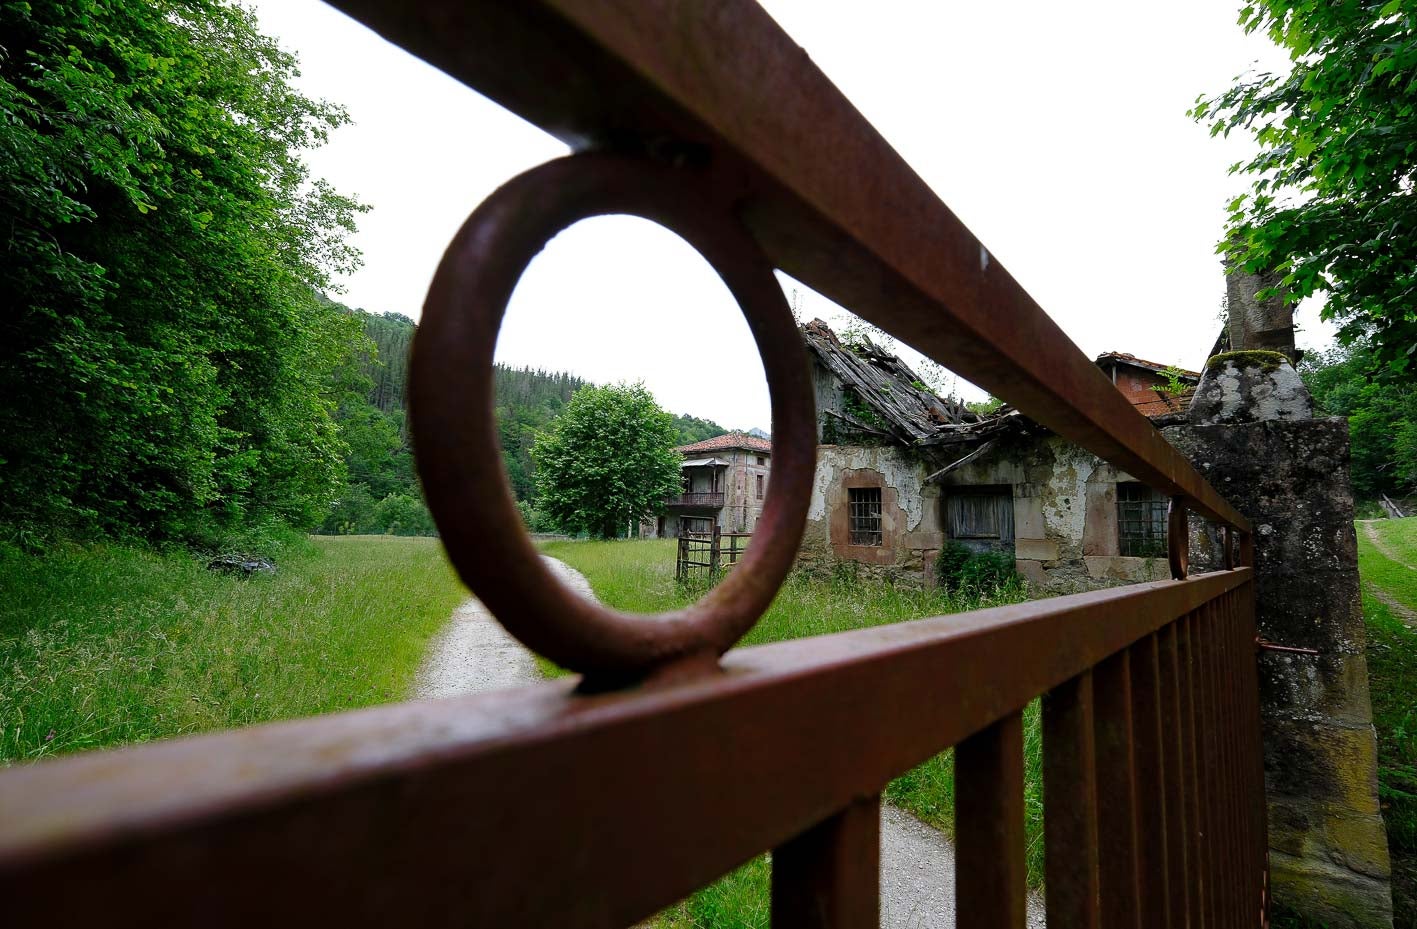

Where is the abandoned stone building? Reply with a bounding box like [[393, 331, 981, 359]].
[[650, 431, 772, 538], [798, 319, 1203, 591]]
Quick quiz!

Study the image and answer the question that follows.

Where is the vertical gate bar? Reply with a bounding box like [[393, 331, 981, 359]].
[[1158, 624, 1192, 929], [1229, 590, 1252, 928], [1179, 614, 1207, 929], [957, 712, 1028, 929], [1242, 579, 1270, 926], [772, 795, 881, 929], [1211, 597, 1236, 928], [1228, 591, 1250, 928], [1217, 595, 1241, 929], [1207, 595, 1231, 928], [1043, 671, 1102, 929], [1093, 649, 1142, 929], [1128, 634, 1172, 929], [1235, 587, 1263, 928], [1217, 591, 1241, 927], [1196, 601, 1220, 929]]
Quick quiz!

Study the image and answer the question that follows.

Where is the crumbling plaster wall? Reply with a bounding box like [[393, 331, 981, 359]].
[[944, 436, 1168, 592], [800, 445, 942, 583], [802, 437, 1174, 591]]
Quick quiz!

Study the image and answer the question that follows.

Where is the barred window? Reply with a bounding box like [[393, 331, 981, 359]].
[[848, 487, 882, 546], [1117, 482, 1167, 557], [756, 474, 765, 500]]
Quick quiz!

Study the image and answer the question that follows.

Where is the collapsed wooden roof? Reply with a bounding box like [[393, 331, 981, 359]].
[[800, 320, 1034, 475], [802, 319, 975, 441]]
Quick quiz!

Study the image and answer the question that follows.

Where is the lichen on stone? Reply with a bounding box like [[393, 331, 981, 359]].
[[1205, 349, 1290, 374]]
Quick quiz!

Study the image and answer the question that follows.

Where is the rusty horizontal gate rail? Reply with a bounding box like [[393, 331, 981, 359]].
[[1, 571, 1260, 927], [0, 2, 1266, 927]]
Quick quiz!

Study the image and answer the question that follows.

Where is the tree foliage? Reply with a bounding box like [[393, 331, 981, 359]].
[[1194, 1, 1417, 377], [0, 0, 364, 543], [669, 413, 729, 446], [532, 384, 681, 539], [1301, 338, 1417, 497], [316, 303, 598, 536]]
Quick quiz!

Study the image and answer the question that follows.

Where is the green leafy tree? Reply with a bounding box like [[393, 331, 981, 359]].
[[0, 0, 363, 542], [1193, 1, 1417, 377], [1301, 338, 1417, 497], [373, 492, 436, 537], [531, 384, 681, 539]]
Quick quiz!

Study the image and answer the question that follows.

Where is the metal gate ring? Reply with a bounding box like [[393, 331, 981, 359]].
[[411, 152, 816, 681]]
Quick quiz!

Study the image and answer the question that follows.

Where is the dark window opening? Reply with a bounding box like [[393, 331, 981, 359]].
[[1117, 482, 1167, 557], [756, 474, 765, 500], [683, 515, 714, 537], [848, 487, 883, 546], [944, 486, 1015, 554], [756, 455, 766, 466]]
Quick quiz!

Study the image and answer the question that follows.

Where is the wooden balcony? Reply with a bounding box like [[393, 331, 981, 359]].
[[666, 492, 725, 508]]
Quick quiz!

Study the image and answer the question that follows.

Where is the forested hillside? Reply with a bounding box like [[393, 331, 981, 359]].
[[320, 305, 729, 535]]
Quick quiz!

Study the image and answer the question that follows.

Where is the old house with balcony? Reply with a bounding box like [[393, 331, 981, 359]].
[[652, 431, 772, 538], [798, 319, 1202, 591]]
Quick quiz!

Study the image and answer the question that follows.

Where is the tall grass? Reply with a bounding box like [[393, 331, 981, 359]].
[[0, 534, 466, 763], [1364, 595, 1417, 927], [538, 538, 1041, 925], [1355, 517, 1417, 925], [538, 538, 1028, 644]]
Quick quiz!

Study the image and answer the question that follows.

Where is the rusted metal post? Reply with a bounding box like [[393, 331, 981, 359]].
[[710, 522, 721, 576], [1043, 672, 1102, 928], [772, 796, 881, 929], [1129, 634, 1173, 929], [1094, 650, 1143, 928], [1157, 624, 1193, 929], [1178, 614, 1208, 929], [1168, 496, 1189, 581], [957, 712, 1027, 929]]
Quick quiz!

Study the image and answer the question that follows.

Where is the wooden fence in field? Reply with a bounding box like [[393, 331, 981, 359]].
[[676, 524, 751, 581]]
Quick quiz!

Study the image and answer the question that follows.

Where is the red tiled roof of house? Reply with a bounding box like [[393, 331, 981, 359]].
[[1095, 352, 1201, 380], [1130, 387, 1197, 419], [676, 431, 772, 455]]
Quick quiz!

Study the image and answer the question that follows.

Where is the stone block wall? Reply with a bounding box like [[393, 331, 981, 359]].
[[945, 435, 1171, 593], [1166, 419, 1393, 927]]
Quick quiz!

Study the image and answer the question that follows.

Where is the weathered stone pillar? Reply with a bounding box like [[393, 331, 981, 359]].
[[1165, 351, 1393, 927], [1225, 259, 1299, 363]]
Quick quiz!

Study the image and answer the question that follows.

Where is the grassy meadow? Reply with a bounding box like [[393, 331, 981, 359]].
[[0, 534, 466, 763], [1355, 519, 1417, 924], [539, 537, 1040, 926]]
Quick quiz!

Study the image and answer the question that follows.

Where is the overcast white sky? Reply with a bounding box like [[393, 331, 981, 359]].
[[247, 1, 1326, 431]]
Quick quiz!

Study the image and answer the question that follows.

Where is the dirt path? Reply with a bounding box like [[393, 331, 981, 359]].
[[413, 556, 1044, 927], [1360, 520, 1417, 571], [1358, 521, 1417, 628], [412, 555, 592, 698]]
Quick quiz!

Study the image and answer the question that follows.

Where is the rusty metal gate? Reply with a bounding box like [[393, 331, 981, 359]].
[[0, 3, 1268, 927]]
